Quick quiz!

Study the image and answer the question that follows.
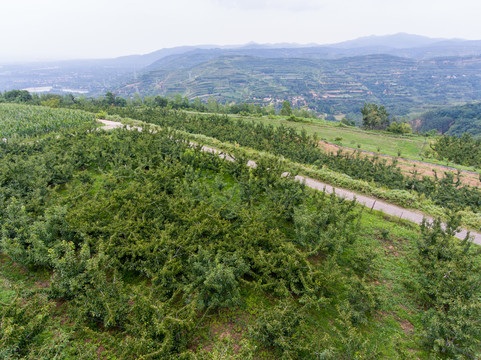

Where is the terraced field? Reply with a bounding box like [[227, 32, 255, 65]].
[[119, 54, 481, 115]]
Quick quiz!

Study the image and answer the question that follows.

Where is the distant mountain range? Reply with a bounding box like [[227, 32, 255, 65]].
[[3, 33, 481, 115], [329, 33, 448, 49]]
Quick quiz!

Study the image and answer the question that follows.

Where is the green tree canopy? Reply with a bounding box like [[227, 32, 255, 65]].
[[361, 103, 390, 130], [280, 100, 293, 116], [4, 90, 32, 103]]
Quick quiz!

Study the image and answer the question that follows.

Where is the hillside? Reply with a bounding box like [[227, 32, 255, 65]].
[[118, 54, 481, 115], [117, 107, 481, 219], [4, 33, 481, 116], [416, 101, 481, 137], [1, 104, 480, 358]]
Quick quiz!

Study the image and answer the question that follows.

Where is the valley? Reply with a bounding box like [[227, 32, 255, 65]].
[[4, 34, 481, 120]]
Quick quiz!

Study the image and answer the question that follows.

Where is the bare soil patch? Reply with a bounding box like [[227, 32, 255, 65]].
[[318, 141, 481, 188], [34, 280, 50, 288], [399, 319, 415, 334]]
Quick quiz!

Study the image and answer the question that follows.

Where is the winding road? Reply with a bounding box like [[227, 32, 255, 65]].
[[99, 119, 481, 245]]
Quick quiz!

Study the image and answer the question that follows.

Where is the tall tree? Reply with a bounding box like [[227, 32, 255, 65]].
[[361, 103, 390, 130], [153, 96, 168, 108], [207, 97, 219, 113], [280, 100, 293, 116]]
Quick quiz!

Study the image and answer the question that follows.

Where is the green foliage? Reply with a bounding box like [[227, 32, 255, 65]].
[[340, 117, 356, 126], [1, 198, 32, 265], [280, 100, 293, 116], [153, 95, 169, 108], [108, 107, 481, 214], [431, 132, 481, 167], [411, 215, 481, 357], [1, 200, 77, 267], [3, 90, 32, 103], [250, 300, 310, 359], [387, 121, 412, 134], [0, 292, 52, 359], [48, 241, 91, 299], [73, 253, 130, 329], [361, 103, 390, 130], [103, 91, 127, 107], [207, 97, 219, 113], [288, 114, 302, 122], [1, 104, 479, 358], [0, 103, 96, 139], [185, 251, 248, 309], [344, 277, 380, 325], [323, 301, 382, 360], [417, 101, 481, 137], [96, 110, 108, 119], [292, 192, 359, 254], [40, 97, 61, 108], [0, 124, 373, 357], [293, 106, 313, 119]]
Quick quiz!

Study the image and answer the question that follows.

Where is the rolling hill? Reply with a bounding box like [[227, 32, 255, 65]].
[[118, 54, 481, 115], [3, 33, 481, 116]]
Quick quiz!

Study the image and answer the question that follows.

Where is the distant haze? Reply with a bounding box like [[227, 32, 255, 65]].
[[1, 0, 481, 62]]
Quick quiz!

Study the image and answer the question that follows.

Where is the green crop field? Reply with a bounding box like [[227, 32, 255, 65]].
[[228, 114, 481, 171], [1, 104, 480, 359], [237, 115, 430, 160], [0, 103, 96, 139], [244, 115, 481, 172], [101, 107, 481, 229]]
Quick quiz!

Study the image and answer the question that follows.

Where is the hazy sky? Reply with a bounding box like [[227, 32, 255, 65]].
[[2, 0, 481, 61]]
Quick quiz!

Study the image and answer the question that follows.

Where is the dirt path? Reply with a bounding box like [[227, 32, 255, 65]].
[[98, 119, 481, 245], [294, 175, 480, 244], [98, 119, 143, 131]]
